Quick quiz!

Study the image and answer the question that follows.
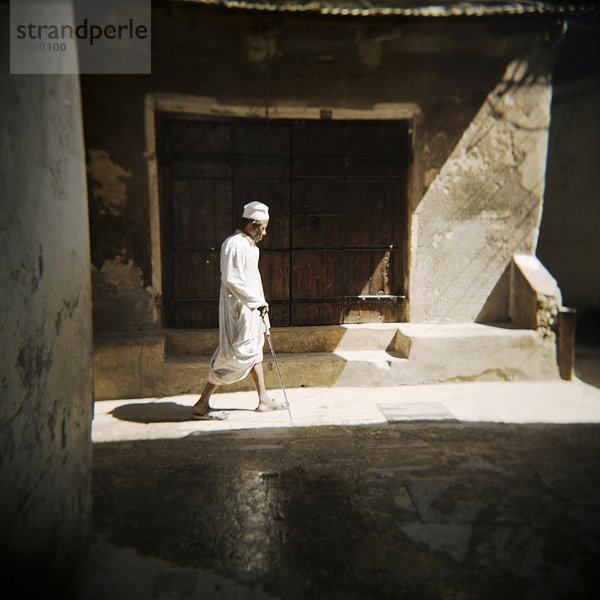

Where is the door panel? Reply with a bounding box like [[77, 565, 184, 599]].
[[231, 123, 291, 325], [292, 157, 345, 178], [292, 301, 344, 326], [291, 179, 344, 248], [343, 180, 404, 246], [260, 251, 290, 326], [173, 302, 219, 329], [158, 115, 408, 328], [289, 121, 407, 325], [173, 250, 220, 298], [168, 120, 231, 160], [292, 250, 347, 298], [172, 178, 231, 248]]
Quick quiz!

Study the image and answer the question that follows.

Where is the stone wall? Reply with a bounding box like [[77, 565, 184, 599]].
[[0, 2, 93, 595], [538, 14, 600, 338], [81, 5, 563, 329], [409, 56, 555, 322]]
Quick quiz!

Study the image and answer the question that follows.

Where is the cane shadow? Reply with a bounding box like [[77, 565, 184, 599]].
[[110, 402, 254, 424]]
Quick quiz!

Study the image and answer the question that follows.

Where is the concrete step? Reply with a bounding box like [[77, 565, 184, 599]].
[[94, 323, 560, 400], [163, 350, 408, 393], [165, 324, 401, 356], [391, 323, 559, 384]]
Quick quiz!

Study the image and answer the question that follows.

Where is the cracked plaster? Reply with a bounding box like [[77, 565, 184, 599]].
[[409, 58, 554, 323], [87, 149, 132, 217], [92, 258, 158, 331]]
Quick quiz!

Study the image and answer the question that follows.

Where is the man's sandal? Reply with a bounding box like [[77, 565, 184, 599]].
[[191, 411, 229, 421], [255, 398, 289, 413]]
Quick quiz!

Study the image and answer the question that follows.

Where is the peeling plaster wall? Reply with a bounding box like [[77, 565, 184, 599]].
[[88, 149, 132, 217], [91, 259, 158, 330], [80, 5, 562, 330], [86, 149, 157, 329], [0, 3, 93, 593], [409, 57, 555, 322]]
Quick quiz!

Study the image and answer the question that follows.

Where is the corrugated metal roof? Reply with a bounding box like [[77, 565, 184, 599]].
[[172, 1, 594, 18]]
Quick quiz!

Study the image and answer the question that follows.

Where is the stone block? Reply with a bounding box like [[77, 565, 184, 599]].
[[94, 342, 142, 400], [510, 254, 562, 335]]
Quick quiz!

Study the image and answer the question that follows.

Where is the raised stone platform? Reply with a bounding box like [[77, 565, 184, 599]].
[[93, 323, 560, 400]]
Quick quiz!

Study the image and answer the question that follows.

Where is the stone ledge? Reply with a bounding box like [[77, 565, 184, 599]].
[[94, 323, 560, 400]]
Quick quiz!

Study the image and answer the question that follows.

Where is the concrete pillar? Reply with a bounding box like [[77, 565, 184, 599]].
[[0, 4, 93, 597]]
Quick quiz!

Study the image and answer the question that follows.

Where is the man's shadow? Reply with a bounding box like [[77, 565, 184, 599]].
[[110, 402, 251, 423]]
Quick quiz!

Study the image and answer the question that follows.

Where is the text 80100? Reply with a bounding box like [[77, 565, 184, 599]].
[[32, 42, 68, 52]]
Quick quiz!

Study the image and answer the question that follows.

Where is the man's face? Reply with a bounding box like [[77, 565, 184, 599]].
[[251, 220, 269, 243]]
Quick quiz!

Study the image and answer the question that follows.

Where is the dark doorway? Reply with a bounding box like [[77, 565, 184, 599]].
[[157, 114, 409, 328]]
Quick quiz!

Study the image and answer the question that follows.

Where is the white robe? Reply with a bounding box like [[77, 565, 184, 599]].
[[208, 230, 269, 385]]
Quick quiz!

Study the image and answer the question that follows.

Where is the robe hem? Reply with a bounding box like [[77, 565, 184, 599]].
[[208, 359, 263, 387]]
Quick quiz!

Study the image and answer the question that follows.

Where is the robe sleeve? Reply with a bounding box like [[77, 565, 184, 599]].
[[221, 240, 264, 310]]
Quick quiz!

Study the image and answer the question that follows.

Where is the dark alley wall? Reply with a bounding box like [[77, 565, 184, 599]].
[[0, 3, 94, 595], [81, 3, 562, 330], [539, 11, 600, 339]]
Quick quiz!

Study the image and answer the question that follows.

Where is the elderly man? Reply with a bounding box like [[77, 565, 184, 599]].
[[192, 201, 287, 419]]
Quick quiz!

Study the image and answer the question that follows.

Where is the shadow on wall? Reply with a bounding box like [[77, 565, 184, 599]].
[[574, 341, 600, 389], [538, 12, 600, 336]]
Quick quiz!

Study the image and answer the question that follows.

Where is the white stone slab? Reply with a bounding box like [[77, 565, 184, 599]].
[[377, 401, 457, 422]]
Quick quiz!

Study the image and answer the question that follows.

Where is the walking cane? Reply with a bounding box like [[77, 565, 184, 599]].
[[261, 312, 292, 422]]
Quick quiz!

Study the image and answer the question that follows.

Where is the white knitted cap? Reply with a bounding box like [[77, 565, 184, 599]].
[[242, 201, 269, 221]]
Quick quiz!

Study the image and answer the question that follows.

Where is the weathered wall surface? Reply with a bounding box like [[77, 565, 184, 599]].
[[86, 146, 158, 330], [0, 2, 93, 593], [81, 5, 561, 330], [409, 56, 554, 322], [538, 16, 600, 338]]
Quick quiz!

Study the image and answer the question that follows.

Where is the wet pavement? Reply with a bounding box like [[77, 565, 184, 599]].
[[85, 421, 600, 600]]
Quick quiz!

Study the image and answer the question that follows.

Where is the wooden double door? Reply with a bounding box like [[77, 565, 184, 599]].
[[158, 114, 409, 328]]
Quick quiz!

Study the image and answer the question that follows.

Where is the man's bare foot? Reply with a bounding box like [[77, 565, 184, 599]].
[[192, 399, 209, 418], [255, 393, 272, 412], [256, 397, 288, 412]]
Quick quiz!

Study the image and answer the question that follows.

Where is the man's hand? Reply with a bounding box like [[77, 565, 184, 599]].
[[258, 304, 269, 317]]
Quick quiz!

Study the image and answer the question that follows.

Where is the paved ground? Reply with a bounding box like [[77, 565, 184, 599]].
[[79, 344, 600, 599], [91, 342, 600, 442], [92, 376, 600, 442], [83, 422, 600, 600]]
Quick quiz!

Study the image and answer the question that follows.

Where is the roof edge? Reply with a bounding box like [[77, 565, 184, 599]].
[[169, 1, 596, 18]]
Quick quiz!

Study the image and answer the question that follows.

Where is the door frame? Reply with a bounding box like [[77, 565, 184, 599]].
[[144, 93, 421, 327]]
